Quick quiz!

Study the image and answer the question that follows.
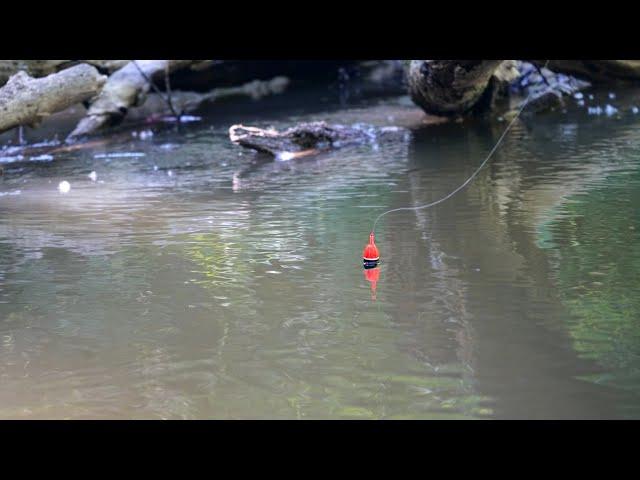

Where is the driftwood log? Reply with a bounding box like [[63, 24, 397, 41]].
[[0, 60, 129, 87], [0, 61, 71, 86], [229, 121, 406, 157], [68, 60, 199, 139], [0, 64, 106, 135]]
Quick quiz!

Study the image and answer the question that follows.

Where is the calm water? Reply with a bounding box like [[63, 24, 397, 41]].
[[1, 89, 640, 419]]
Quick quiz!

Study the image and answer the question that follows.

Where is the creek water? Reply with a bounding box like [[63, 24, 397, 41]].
[[1, 87, 639, 419]]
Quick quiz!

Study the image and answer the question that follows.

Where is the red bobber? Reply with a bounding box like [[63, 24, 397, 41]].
[[362, 232, 380, 266]]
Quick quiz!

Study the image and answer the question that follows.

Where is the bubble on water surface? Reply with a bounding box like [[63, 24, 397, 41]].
[[58, 181, 71, 193]]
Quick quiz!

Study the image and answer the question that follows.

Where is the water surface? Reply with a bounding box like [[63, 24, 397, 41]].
[[1, 89, 640, 419]]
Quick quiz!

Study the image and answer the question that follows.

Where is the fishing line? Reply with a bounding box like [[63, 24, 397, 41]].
[[371, 60, 550, 235]]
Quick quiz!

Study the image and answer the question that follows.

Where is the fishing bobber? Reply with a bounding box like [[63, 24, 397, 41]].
[[362, 232, 380, 268]]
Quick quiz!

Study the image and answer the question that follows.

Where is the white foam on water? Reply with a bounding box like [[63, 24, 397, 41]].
[[30, 154, 54, 161], [94, 152, 146, 159], [605, 104, 618, 116], [276, 151, 295, 161], [0, 155, 24, 164], [0, 190, 21, 197]]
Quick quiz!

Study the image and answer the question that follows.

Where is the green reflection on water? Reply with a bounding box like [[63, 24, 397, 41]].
[[176, 183, 492, 419], [539, 168, 640, 397]]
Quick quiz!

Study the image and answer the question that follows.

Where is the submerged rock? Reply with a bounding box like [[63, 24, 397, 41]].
[[523, 88, 565, 113]]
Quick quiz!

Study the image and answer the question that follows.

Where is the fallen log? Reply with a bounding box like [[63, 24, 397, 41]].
[[67, 60, 197, 139], [83, 60, 130, 73], [0, 60, 130, 87], [0, 60, 72, 86], [229, 121, 406, 157], [0, 64, 106, 135], [126, 76, 290, 121], [532, 60, 640, 84]]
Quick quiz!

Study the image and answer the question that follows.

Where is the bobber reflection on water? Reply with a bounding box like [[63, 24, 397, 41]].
[[362, 232, 380, 268], [363, 265, 380, 300]]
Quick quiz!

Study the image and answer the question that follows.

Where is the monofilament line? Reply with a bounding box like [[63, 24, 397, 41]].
[[372, 60, 550, 234]]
